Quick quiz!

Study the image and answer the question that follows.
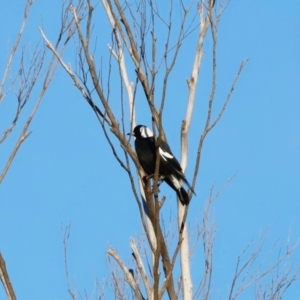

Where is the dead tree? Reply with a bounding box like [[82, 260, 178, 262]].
[[40, 0, 299, 299]]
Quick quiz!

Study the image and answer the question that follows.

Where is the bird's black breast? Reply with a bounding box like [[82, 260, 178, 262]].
[[135, 138, 156, 175]]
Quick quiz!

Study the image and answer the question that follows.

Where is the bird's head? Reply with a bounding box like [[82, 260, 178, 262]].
[[128, 125, 154, 139]]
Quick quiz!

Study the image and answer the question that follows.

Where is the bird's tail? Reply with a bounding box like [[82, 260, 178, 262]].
[[182, 177, 196, 196], [177, 187, 190, 205]]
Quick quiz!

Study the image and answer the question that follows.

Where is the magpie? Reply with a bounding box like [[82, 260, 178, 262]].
[[129, 125, 194, 205]]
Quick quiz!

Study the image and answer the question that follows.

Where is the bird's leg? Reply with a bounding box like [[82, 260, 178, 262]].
[[144, 173, 162, 193], [152, 178, 162, 194], [145, 173, 154, 180], [145, 174, 162, 183], [142, 176, 153, 194]]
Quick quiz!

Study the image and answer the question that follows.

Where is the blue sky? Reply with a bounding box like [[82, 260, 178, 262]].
[[1, 0, 300, 299]]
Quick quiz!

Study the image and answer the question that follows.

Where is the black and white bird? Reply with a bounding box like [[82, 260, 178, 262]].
[[129, 125, 195, 205]]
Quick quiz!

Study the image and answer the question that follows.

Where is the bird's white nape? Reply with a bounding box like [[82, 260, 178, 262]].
[[140, 126, 154, 138]]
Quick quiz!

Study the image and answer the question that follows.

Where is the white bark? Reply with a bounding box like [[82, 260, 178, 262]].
[[102, 0, 157, 257], [130, 238, 153, 300], [179, 3, 212, 299], [107, 248, 145, 300]]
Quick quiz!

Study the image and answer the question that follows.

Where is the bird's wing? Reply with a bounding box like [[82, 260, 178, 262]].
[[158, 140, 182, 170], [158, 140, 187, 183], [159, 147, 174, 161], [159, 140, 195, 195]]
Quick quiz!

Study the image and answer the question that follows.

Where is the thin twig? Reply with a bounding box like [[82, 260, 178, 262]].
[[62, 223, 76, 300]]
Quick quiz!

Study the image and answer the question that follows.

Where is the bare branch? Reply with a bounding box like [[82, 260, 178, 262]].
[[228, 233, 299, 300], [107, 248, 145, 300], [208, 59, 249, 132], [0, 0, 33, 102], [102, 0, 162, 133], [62, 223, 77, 300], [130, 238, 153, 299], [0, 252, 16, 300], [190, 59, 247, 197], [179, 3, 214, 299], [0, 35, 63, 185]]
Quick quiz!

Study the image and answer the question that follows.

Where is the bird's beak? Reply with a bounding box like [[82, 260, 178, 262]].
[[127, 132, 134, 136]]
